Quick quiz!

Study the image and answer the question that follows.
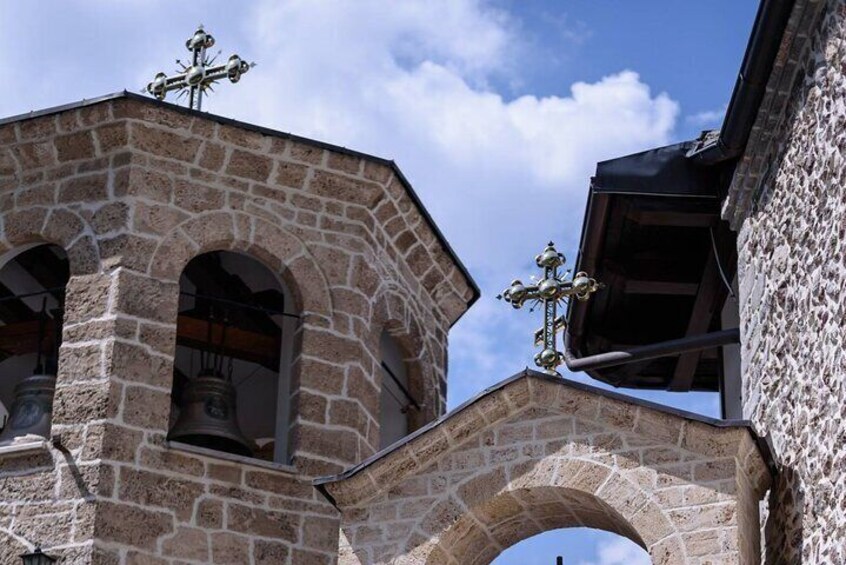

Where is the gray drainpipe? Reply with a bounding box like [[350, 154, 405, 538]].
[[688, 0, 795, 164], [563, 328, 739, 373]]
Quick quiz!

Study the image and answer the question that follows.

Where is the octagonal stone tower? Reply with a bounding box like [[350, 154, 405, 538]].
[[0, 92, 476, 563]]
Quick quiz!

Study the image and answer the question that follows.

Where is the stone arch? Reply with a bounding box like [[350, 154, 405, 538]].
[[148, 211, 332, 317], [322, 373, 772, 565], [420, 459, 671, 565], [369, 287, 436, 431], [0, 206, 100, 275]]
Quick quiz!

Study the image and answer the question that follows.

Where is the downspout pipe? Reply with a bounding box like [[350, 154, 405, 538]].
[[688, 0, 795, 164], [563, 328, 739, 373]]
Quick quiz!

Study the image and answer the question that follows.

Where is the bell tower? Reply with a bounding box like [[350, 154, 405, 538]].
[[0, 88, 477, 561]]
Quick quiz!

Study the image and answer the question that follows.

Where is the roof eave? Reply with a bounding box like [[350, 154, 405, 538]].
[[0, 91, 480, 323]]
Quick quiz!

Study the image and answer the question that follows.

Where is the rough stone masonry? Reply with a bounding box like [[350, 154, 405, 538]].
[[0, 93, 475, 563], [726, 0, 846, 562]]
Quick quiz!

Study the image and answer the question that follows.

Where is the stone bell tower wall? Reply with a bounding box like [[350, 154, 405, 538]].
[[0, 94, 475, 562], [724, 0, 846, 562]]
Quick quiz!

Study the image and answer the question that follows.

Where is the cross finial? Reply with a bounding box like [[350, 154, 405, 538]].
[[146, 25, 254, 111], [498, 242, 602, 373]]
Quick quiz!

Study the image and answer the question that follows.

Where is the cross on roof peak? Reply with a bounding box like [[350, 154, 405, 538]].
[[146, 25, 254, 112], [498, 242, 602, 374]]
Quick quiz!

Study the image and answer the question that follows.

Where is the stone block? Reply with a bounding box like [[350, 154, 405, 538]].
[[132, 201, 188, 235], [55, 131, 95, 161], [198, 141, 226, 171], [90, 201, 130, 234], [118, 468, 204, 520], [227, 503, 299, 541], [106, 340, 172, 388], [130, 123, 201, 163], [254, 539, 291, 565], [139, 446, 204, 477], [297, 422, 359, 463], [89, 422, 143, 463], [113, 270, 179, 323], [302, 515, 341, 551], [161, 526, 209, 561], [173, 178, 226, 213], [244, 470, 313, 498], [196, 497, 224, 528], [210, 531, 251, 564], [18, 116, 56, 140], [58, 172, 107, 202], [95, 122, 128, 153], [289, 141, 324, 164], [274, 160, 308, 189], [94, 501, 173, 550], [326, 152, 362, 175], [226, 149, 272, 181], [217, 124, 265, 150], [13, 141, 56, 169], [98, 233, 158, 272], [53, 380, 118, 423], [308, 170, 381, 207], [121, 166, 173, 202], [122, 385, 171, 430]]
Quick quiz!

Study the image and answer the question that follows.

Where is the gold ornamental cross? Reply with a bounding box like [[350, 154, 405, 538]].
[[146, 26, 254, 111], [498, 242, 602, 374]]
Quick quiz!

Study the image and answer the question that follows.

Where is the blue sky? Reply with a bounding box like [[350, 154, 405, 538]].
[[0, 1, 758, 562]]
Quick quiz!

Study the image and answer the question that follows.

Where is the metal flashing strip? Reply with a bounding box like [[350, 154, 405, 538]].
[[314, 369, 779, 488], [0, 439, 48, 458], [0, 91, 480, 324]]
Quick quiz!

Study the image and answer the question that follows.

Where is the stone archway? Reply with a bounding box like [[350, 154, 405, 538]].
[[428, 484, 648, 565], [317, 371, 774, 565]]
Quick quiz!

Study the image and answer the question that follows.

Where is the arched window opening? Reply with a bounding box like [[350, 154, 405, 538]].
[[169, 251, 299, 464], [379, 331, 419, 449], [0, 244, 69, 445], [493, 528, 650, 565]]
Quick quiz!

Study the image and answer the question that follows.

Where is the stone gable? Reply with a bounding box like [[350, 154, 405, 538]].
[[319, 372, 773, 565]]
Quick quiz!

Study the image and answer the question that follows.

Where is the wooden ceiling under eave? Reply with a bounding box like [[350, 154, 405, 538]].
[[567, 139, 737, 392]]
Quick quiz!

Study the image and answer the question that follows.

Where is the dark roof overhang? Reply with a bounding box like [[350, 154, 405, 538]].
[[567, 140, 737, 392], [565, 0, 804, 391]]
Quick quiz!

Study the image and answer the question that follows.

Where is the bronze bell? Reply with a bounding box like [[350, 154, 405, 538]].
[[0, 373, 56, 445], [167, 370, 254, 457]]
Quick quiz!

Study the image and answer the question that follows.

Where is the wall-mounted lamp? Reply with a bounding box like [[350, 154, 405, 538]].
[[20, 547, 57, 565]]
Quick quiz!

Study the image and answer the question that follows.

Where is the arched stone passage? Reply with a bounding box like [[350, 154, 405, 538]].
[[429, 485, 647, 565], [318, 372, 774, 565]]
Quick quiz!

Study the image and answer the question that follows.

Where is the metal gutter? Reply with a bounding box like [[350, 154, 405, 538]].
[[688, 0, 796, 164], [563, 328, 739, 372], [0, 91, 481, 325]]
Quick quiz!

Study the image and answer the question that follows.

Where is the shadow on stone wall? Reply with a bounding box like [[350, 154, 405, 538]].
[[764, 467, 804, 564]]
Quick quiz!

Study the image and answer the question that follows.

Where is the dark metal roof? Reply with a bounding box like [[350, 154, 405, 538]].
[[314, 369, 778, 488], [568, 141, 736, 392], [0, 91, 480, 324]]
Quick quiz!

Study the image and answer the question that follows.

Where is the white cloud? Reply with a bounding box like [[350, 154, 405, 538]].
[[576, 537, 651, 565], [686, 104, 727, 127], [200, 1, 680, 402], [0, 0, 688, 409]]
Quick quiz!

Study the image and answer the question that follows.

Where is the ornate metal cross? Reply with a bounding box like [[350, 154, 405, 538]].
[[498, 242, 602, 374], [146, 26, 253, 111]]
